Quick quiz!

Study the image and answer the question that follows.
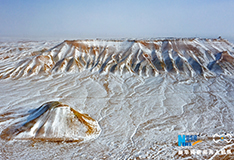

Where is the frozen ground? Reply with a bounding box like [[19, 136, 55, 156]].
[[0, 38, 234, 159]]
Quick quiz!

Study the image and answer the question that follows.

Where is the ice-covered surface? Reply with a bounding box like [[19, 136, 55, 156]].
[[0, 38, 234, 159]]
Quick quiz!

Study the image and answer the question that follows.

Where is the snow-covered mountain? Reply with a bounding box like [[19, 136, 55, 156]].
[[1, 38, 234, 79]]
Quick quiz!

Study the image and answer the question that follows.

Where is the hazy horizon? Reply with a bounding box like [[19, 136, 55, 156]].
[[0, 0, 234, 41]]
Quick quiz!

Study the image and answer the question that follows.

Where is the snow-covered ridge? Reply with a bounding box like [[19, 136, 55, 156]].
[[1, 38, 234, 79]]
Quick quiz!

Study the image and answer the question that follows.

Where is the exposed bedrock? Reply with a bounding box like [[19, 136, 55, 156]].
[[1, 38, 234, 79], [0, 101, 101, 142]]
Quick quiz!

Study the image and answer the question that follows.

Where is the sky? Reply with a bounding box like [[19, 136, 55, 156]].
[[0, 0, 234, 40]]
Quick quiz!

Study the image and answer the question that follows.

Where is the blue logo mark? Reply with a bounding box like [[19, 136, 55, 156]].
[[178, 134, 201, 146]]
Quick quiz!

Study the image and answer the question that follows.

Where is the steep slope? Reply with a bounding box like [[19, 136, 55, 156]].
[[1, 38, 234, 79], [0, 101, 101, 142]]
